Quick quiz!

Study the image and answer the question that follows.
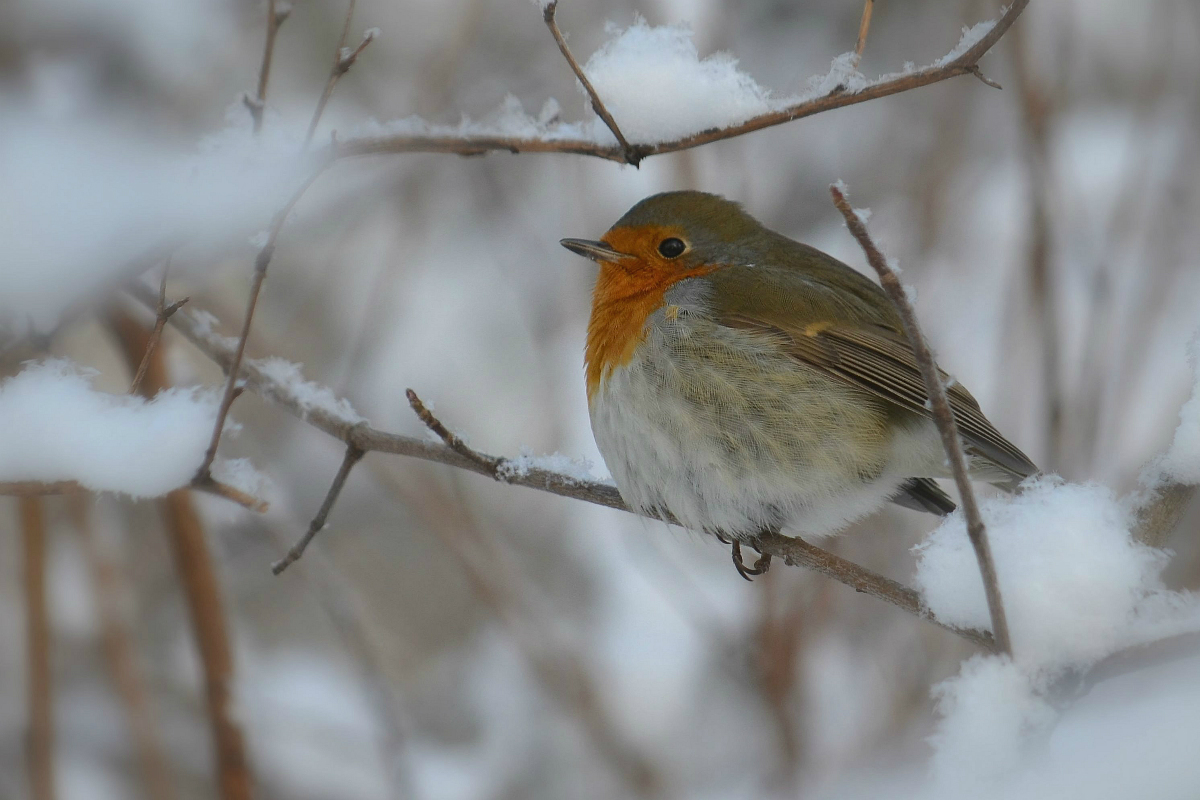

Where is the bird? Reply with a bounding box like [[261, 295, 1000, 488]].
[[560, 191, 1037, 579]]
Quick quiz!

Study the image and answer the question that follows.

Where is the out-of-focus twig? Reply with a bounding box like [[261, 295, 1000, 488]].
[[304, 0, 378, 147], [110, 309, 254, 800], [133, 285, 998, 649], [271, 441, 366, 574], [0, 478, 265, 513], [338, 0, 1028, 165], [1010, 23, 1063, 471], [830, 183, 1013, 656], [542, 1, 636, 164], [70, 496, 175, 800], [246, 0, 292, 133], [853, 0, 875, 65], [20, 497, 56, 800]]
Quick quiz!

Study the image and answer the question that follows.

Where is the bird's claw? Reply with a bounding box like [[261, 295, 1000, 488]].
[[723, 537, 772, 581]]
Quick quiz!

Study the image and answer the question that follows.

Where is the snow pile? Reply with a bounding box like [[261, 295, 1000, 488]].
[[0, 111, 311, 340], [915, 478, 1169, 666], [912, 474, 1200, 791], [0, 360, 221, 497], [580, 19, 774, 145]]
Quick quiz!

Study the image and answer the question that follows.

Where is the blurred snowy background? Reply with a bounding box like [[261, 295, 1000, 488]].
[[1, 0, 1199, 798]]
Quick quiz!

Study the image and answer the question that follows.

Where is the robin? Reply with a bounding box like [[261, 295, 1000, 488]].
[[561, 191, 1036, 579]]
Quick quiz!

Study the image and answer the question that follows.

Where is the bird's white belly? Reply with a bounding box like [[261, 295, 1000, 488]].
[[588, 313, 944, 539]]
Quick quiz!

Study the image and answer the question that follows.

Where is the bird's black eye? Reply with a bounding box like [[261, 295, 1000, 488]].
[[658, 237, 686, 259]]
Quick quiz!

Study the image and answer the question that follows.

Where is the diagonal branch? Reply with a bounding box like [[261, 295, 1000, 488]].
[[134, 284, 996, 649], [541, 1, 636, 165], [830, 182, 1013, 656], [338, 0, 1028, 164], [853, 0, 875, 66]]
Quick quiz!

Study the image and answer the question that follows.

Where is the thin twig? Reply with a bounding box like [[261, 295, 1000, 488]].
[[272, 442, 366, 574], [304, 0, 378, 147], [853, 0, 875, 65], [542, 1, 636, 164], [138, 286, 997, 648], [195, 156, 334, 482], [830, 183, 1013, 656], [405, 389, 500, 472], [20, 497, 56, 800], [339, 0, 1028, 164], [131, 262, 188, 396], [246, 0, 292, 133]]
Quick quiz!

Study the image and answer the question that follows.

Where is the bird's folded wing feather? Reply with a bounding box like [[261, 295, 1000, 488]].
[[712, 282, 1037, 483]]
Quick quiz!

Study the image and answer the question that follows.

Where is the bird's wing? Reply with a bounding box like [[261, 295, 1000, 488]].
[[706, 266, 1038, 484]]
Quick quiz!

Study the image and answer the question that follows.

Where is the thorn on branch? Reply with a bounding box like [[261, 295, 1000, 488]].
[[272, 441, 366, 575], [966, 65, 1003, 90], [830, 182, 1013, 656], [542, 0, 639, 166]]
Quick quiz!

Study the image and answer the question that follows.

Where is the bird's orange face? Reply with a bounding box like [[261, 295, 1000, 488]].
[[584, 224, 720, 399]]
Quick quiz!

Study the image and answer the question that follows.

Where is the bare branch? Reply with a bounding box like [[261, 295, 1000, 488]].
[[542, 1, 636, 164], [405, 388, 500, 473], [830, 183, 1013, 656], [20, 497, 56, 800], [853, 0, 875, 65], [304, 0, 378, 148], [246, 0, 292, 133], [272, 442, 366, 575], [338, 0, 1028, 164], [195, 157, 334, 482], [133, 281, 997, 649]]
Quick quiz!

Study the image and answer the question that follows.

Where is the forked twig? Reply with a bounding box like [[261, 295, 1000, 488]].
[[340, 0, 1028, 164], [830, 183, 1013, 655], [131, 261, 188, 396], [542, 1, 637, 165], [304, 0, 378, 147]]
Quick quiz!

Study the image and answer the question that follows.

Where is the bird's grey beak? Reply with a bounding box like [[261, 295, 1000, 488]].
[[559, 238, 625, 263]]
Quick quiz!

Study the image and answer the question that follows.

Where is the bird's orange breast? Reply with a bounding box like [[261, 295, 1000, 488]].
[[584, 232, 719, 400]]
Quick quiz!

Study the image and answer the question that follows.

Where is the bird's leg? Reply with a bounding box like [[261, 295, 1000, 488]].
[[729, 539, 772, 581]]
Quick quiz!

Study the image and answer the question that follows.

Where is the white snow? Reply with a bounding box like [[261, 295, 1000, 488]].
[[803, 51, 869, 97], [0, 360, 220, 497], [211, 457, 269, 498], [1155, 336, 1200, 484], [914, 477, 1172, 667], [579, 19, 774, 145], [935, 18, 999, 67], [253, 357, 366, 425], [351, 95, 591, 144], [928, 655, 1057, 790], [498, 446, 603, 484]]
